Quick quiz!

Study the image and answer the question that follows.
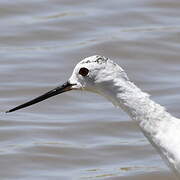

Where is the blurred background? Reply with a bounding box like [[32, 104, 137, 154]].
[[1, 0, 180, 179]]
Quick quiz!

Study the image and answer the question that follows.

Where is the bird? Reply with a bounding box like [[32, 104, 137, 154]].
[[6, 55, 180, 179]]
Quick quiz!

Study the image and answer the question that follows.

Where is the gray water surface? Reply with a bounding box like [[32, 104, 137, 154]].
[[1, 0, 180, 179]]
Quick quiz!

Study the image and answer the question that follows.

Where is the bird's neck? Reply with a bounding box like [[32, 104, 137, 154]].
[[101, 78, 180, 176], [104, 79, 172, 135]]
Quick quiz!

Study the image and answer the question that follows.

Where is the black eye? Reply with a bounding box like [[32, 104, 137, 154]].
[[79, 67, 89, 76]]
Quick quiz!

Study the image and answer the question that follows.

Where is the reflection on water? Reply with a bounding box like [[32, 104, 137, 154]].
[[1, 0, 180, 179], [83, 166, 163, 179], [38, 12, 86, 20]]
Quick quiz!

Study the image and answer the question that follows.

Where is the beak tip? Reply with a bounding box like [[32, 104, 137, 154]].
[[6, 109, 14, 113]]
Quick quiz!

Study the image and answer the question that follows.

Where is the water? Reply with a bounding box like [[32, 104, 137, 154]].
[[1, 0, 180, 179]]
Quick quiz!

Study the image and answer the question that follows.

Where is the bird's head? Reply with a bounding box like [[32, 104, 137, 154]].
[[70, 55, 128, 92], [6, 55, 129, 113]]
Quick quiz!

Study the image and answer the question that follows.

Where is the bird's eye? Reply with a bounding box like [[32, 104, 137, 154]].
[[79, 67, 89, 76]]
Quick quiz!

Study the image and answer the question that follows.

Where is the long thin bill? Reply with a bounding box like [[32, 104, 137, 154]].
[[6, 81, 73, 113]]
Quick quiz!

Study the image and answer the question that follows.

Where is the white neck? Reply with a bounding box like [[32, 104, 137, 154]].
[[100, 77, 180, 177], [102, 78, 171, 127], [114, 80, 171, 132], [114, 81, 172, 138]]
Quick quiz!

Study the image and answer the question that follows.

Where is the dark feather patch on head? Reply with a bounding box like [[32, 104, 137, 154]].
[[81, 55, 108, 65]]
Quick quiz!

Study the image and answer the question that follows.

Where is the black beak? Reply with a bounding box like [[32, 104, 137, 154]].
[[6, 81, 74, 113]]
